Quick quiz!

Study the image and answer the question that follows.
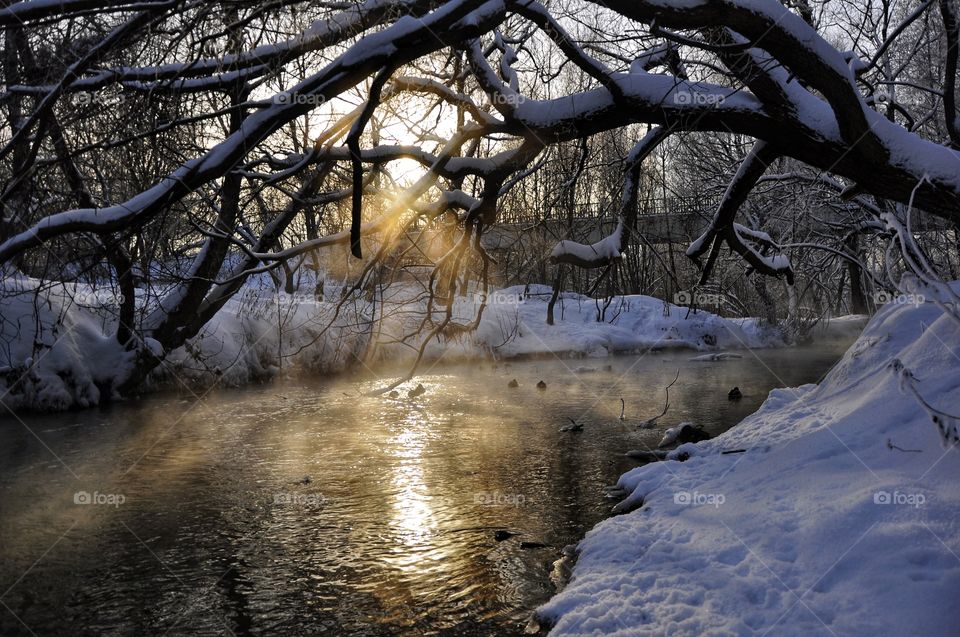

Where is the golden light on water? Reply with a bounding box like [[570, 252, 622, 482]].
[[387, 410, 436, 546]]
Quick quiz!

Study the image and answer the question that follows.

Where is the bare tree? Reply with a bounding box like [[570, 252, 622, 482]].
[[2, 0, 959, 401]]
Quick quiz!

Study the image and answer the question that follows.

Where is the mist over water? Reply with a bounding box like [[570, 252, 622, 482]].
[[0, 344, 851, 636]]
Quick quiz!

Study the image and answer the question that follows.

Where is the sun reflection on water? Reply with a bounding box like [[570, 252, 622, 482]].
[[387, 410, 436, 549]]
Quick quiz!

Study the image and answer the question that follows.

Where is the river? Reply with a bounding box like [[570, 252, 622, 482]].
[[0, 343, 852, 636]]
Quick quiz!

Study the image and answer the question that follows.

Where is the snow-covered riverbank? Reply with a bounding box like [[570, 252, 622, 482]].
[[0, 277, 805, 411], [538, 294, 960, 635]]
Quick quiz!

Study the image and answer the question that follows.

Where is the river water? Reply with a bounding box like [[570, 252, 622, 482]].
[[0, 343, 852, 636]]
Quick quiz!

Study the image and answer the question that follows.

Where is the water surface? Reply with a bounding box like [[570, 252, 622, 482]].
[[0, 344, 852, 636]]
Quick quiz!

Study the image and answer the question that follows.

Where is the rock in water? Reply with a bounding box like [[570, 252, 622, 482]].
[[387, 390, 399, 398], [508, 379, 519, 388], [550, 545, 577, 592], [677, 423, 711, 444], [658, 422, 710, 447], [728, 386, 743, 400], [494, 530, 515, 542], [658, 426, 681, 448], [536, 380, 547, 390], [408, 383, 426, 398], [603, 486, 630, 499]]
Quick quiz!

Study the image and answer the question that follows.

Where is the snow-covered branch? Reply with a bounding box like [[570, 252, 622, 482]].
[[0, 0, 508, 263], [550, 126, 669, 268], [688, 141, 794, 284]]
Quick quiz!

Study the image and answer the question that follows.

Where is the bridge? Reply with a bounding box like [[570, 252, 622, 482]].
[[480, 212, 707, 253], [482, 196, 717, 252], [480, 194, 956, 255]]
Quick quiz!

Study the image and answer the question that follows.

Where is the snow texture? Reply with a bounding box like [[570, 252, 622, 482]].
[[539, 289, 960, 636], [0, 276, 784, 411]]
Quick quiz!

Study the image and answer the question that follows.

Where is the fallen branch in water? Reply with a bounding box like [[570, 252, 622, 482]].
[[636, 369, 680, 428]]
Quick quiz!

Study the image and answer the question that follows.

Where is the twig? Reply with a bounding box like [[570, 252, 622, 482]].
[[890, 359, 960, 449], [637, 369, 680, 427], [886, 438, 922, 453]]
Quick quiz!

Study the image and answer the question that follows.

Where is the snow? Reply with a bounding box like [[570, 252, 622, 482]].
[[0, 0, 133, 24], [0, 274, 787, 411], [868, 102, 960, 191], [122, 66, 270, 92], [630, 44, 672, 74], [657, 422, 696, 448], [471, 285, 783, 359], [0, 0, 510, 265], [513, 73, 763, 129], [550, 222, 624, 265], [0, 276, 129, 411], [685, 227, 712, 257], [809, 314, 870, 342], [68, 0, 397, 85], [759, 252, 791, 271], [538, 289, 960, 636]]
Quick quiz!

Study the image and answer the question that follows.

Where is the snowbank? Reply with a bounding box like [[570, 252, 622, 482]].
[[0, 275, 372, 411], [0, 277, 786, 411], [0, 275, 129, 411], [539, 294, 960, 635], [807, 313, 870, 343], [469, 285, 783, 358]]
